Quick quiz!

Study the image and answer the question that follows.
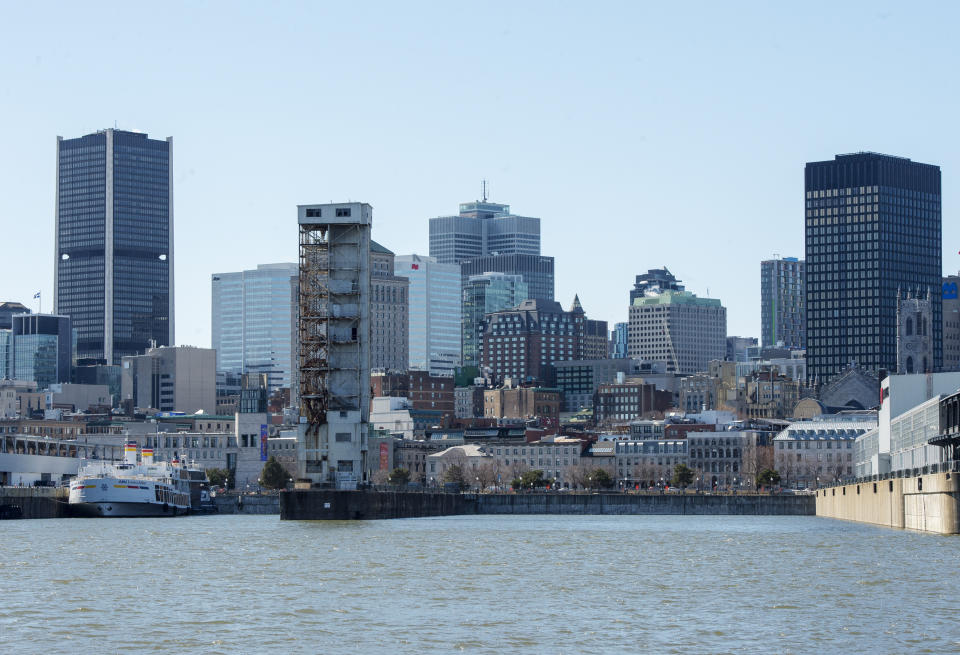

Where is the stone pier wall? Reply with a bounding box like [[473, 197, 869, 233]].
[[281, 490, 814, 521]]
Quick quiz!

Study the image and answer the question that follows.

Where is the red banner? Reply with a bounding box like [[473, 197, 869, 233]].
[[380, 443, 389, 470]]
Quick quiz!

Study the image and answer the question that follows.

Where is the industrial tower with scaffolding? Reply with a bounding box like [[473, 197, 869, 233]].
[[296, 203, 372, 488]]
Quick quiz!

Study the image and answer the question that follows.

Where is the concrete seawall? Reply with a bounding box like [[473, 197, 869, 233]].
[[0, 487, 70, 519], [213, 493, 280, 515], [816, 471, 960, 535], [281, 490, 814, 521]]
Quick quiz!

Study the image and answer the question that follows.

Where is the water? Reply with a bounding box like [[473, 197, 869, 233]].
[[1, 515, 958, 654]]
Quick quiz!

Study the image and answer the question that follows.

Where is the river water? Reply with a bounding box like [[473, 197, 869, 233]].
[[0, 514, 957, 654]]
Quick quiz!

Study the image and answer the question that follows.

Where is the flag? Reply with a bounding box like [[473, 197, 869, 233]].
[[33, 292, 40, 299], [411, 264, 419, 270]]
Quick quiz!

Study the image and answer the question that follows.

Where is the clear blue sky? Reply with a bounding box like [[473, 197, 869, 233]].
[[1, 1, 958, 347]]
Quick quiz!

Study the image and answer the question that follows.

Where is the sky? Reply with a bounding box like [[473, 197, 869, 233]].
[[1, 1, 959, 348]]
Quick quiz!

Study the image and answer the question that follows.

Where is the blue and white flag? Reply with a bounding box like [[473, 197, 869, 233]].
[[33, 291, 40, 299]]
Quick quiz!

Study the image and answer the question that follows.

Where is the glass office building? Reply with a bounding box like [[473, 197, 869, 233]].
[[461, 272, 528, 369], [10, 314, 72, 389], [55, 129, 173, 365], [760, 256, 805, 349], [459, 253, 555, 302], [805, 152, 941, 382], [395, 255, 461, 376], [211, 263, 298, 391]]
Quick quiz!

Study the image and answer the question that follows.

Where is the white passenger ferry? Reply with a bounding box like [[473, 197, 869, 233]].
[[68, 443, 192, 517]]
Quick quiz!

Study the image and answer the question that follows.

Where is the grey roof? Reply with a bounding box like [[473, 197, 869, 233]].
[[370, 240, 393, 255], [775, 420, 876, 441]]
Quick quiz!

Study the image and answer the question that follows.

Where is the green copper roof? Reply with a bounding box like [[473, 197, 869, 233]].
[[631, 290, 722, 307]]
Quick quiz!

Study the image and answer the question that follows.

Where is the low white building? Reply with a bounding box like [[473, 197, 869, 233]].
[[370, 397, 415, 438], [426, 437, 584, 487]]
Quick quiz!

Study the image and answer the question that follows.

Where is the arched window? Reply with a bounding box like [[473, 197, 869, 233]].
[[906, 356, 914, 374]]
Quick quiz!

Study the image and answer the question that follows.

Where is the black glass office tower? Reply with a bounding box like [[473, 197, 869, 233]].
[[54, 129, 173, 365], [805, 152, 941, 382]]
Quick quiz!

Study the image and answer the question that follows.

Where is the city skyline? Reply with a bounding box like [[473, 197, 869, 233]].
[[2, 3, 960, 349]]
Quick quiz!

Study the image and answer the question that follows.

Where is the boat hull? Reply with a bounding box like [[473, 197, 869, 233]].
[[70, 501, 186, 518]]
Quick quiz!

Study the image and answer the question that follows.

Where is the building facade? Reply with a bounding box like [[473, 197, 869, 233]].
[[371, 370, 455, 423], [429, 200, 540, 264], [805, 152, 942, 382], [944, 275, 960, 372], [554, 359, 641, 412], [478, 298, 585, 386], [120, 345, 216, 414], [371, 242, 410, 372], [611, 322, 629, 359], [395, 255, 461, 376], [896, 288, 934, 374], [55, 129, 173, 365], [760, 256, 805, 349], [461, 272, 527, 369], [211, 263, 298, 391], [627, 284, 727, 375], [594, 381, 673, 424]]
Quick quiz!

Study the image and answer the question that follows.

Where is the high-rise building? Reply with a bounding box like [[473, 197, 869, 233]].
[[760, 257, 805, 349], [459, 254, 555, 302], [627, 272, 726, 375], [726, 336, 758, 363], [461, 272, 528, 369], [120, 345, 216, 413], [611, 323, 629, 359], [54, 129, 173, 365], [429, 199, 540, 264], [943, 275, 960, 372], [805, 153, 941, 382], [0, 302, 29, 330], [10, 314, 73, 389], [394, 255, 461, 376], [371, 242, 409, 372], [211, 263, 298, 391], [0, 330, 11, 379]]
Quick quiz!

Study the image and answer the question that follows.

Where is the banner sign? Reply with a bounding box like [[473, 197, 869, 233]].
[[380, 442, 389, 470], [260, 424, 268, 461]]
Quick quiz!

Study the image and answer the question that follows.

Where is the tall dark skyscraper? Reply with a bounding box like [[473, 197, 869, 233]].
[[804, 152, 941, 382], [54, 129, 173, 365]]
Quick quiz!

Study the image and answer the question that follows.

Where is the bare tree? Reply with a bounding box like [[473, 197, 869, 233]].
[[475, 461, 498, 490]]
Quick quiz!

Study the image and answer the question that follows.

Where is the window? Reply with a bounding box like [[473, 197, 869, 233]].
[[335, 433, 352, 442], [336, 207, 352, 217]]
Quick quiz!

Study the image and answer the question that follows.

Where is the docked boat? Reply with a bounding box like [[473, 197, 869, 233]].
[[68, 443, 192, 517]]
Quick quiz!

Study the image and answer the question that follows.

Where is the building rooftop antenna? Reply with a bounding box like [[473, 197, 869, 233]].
[[481, 179, 489, 202]]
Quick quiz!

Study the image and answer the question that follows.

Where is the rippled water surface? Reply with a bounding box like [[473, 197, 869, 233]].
[[1, 515, 959, 654]]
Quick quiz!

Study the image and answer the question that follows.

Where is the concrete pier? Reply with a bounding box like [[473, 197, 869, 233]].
[[280, 490, 815, 520], [816, 471, 960, 535]]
